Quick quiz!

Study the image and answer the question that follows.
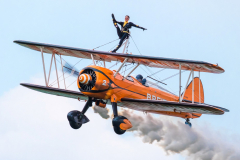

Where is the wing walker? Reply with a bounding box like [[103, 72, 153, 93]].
[[14, 15, 229, 135]]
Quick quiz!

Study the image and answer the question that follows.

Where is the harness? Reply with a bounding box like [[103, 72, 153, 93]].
[[121, 21, 130, 33]]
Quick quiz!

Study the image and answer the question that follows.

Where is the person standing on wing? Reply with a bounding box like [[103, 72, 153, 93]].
[[111, 14, 147, 53]]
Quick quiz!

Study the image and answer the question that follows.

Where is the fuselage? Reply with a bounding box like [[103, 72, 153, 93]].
[[77, 65, 201, 119]]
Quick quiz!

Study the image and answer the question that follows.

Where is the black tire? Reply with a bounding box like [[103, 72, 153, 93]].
[[67, 110, 82, 129], [112, 116, 128, 135], [185, 121, 192, 127], [113, 126, 126, 135], [69, 121, 82, 129]]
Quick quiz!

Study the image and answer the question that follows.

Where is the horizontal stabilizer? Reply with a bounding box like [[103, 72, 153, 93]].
[[20, 83, 88, 100]]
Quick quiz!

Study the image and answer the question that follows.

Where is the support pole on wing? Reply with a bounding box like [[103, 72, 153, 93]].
[[91, 54, 96, 66], [40, 47, 48, 87], [181, 70, 192, 102], [122, 38, 129, 54], [114, 58, 128, 77], [103, 61, 106, 68], [123, 63, 140, 80], [192, 69, 194, 103], [60, 54, 66, 89], [179, 64, 181, 103], [53, 54, 60, 88], [47, 54, 54, 85]]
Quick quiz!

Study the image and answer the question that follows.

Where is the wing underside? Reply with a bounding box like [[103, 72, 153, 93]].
[[21, 83, 88, 100], [119, 98, 227, 115], [14, 40, 224, 73]]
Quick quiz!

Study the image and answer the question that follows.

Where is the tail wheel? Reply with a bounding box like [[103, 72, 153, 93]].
[[112, 116, 132, 135]]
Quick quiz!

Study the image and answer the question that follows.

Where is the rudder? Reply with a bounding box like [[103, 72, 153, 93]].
[[182, 77, 204, 103]]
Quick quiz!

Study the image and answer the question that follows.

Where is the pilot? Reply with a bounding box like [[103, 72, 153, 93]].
[[142, 78, 147, 86], [136, 74, 143, 83], [111, 14, 147, 53]]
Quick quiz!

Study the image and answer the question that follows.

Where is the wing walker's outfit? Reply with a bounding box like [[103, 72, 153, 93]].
[[111, 14, 146, 53]]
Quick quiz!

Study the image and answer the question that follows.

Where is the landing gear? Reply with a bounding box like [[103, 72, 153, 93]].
[[185, 118, 192, 127], [67, 97, 92, 130], [112, 102, 132, 135]]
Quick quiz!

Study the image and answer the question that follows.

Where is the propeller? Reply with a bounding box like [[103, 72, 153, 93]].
[[63, 62, 80, 77], [63, 62, 96, 91]]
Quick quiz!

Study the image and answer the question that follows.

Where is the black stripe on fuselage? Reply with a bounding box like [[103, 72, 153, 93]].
[[81, 67, 146, 97]]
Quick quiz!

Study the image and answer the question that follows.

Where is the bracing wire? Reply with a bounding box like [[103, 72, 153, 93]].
[[93, 38, 119, 50], [129, 35, 142, 55]]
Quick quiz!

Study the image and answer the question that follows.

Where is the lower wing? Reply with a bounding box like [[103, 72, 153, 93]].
[[119, 98, 229, 115], [21, 83, 229, 115]]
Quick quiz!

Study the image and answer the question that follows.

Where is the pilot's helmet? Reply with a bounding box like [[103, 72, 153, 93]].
[[142, 78, 147, 85], [136, 74, 143, 82]]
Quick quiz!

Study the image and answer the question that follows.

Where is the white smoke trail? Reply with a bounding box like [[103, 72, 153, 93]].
[[93, 106, 240, 160], [92, 105, 110, 119]]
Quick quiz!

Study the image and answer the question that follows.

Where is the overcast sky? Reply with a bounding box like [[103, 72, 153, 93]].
[[0, 0, 240, 159]]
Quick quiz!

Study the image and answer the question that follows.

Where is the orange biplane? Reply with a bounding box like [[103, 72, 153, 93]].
[[14, 40, 229, 135]]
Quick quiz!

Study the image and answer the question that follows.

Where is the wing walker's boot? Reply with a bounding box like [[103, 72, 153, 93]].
[[111, 45, 120, 53], [112, 14, 117, 26]]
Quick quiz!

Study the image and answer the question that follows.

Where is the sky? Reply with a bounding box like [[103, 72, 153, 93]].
[[0, 0, 240, 159]]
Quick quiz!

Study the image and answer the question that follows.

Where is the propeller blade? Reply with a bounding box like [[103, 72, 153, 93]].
[[63, 62, 80, 77]]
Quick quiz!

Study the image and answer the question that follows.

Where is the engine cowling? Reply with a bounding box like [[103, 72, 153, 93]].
[[77, 67, 113, 99]]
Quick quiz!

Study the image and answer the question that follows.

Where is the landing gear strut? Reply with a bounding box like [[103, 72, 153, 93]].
[[67, 97, 92, 129], [185, 118, 192, 127], [112, 102, 132, 135]]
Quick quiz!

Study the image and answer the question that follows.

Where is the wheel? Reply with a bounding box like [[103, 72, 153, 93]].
[[67, 110, 83, 129], [112, 116, 132, 135], [185, 121, 192, 127], [113, 126, 126, 135], [69, 121, 82, 129]]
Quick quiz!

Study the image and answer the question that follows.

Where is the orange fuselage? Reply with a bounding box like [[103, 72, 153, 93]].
[[77, 65, 201, 119]]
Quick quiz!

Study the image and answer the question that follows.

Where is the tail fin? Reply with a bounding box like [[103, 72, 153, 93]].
[[182, 77, 204, 103]]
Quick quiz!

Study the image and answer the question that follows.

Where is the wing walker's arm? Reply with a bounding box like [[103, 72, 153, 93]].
[[112, 14, 147, 31], [129, 22, 147, 31]]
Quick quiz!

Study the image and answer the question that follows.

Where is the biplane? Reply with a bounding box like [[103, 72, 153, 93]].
[[14, 40, 229, 135]]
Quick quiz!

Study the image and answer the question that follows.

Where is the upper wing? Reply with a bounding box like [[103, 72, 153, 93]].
[[119, 98, 229, 115], [14, 40, 224, 73], [21, 83, 88, 100]]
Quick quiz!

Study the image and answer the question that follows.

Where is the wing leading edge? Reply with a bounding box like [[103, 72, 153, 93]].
[[14, 40, 224, 74], [20, 83, 88, 100]]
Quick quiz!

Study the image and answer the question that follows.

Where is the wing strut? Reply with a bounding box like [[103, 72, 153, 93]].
[[192, 69, 194, 103], [181, 70, 192, 102], [114, 58, 128, 77], [123, 63, 140, 80], [40, 47, 48, 87], [179, 64, 181, 102]]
